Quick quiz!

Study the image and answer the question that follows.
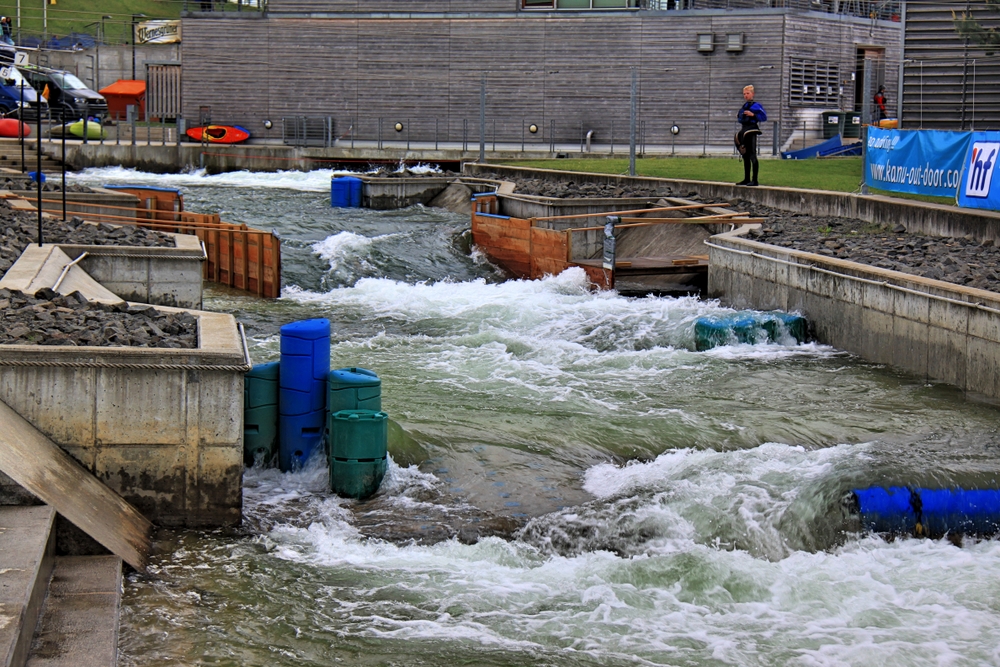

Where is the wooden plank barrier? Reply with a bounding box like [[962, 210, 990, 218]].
[[529, 227, 570, 280], [27, 194, 283, 298]]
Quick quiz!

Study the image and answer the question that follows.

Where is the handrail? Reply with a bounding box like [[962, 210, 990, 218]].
[[51, 251, 88, 292], [565, 213, 758, 233], [531, 203, 721, 222]]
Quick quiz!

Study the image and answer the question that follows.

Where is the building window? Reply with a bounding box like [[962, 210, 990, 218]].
[[789, 58, 841, 107], [521, 0, 639, 8]]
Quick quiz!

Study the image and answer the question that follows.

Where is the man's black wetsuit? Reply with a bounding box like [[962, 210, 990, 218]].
[[736, 100, 767, 186]]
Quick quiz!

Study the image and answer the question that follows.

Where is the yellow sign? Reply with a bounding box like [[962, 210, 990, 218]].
[[134, 20, 181, 45]]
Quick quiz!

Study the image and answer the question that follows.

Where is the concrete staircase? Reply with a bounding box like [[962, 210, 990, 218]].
[[0, 139, 63, 173], [0, 506, 122, 667]]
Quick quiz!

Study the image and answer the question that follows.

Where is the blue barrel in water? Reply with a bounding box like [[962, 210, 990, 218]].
[[244, 361, 280, 467], [329, 410, 388, 499], [851, 486, 1000, 537], [331, 176, 363, 208], [279, 319, 330, 471]]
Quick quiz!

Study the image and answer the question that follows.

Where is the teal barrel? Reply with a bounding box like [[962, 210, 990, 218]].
[[244, 362, 279, 466], [328, 367, 381, 414], [694, 311, 809, 351], [329, 410, 388, 499]]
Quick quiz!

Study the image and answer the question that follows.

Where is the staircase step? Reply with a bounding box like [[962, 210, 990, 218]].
[[0, 506, 55, 667], [26, 556, 122, 667]]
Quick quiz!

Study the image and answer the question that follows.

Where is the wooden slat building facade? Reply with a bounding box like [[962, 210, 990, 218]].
[[901, 1, 1000, 131], [179, 2, 901, 149]]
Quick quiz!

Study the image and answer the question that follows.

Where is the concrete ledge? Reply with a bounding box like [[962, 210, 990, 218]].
[[707, 228, 1000, 402], [0, 309, 246, 527], [58, 234, 204, 309]]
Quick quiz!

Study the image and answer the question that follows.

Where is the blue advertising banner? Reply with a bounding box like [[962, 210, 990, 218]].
[[957, 132, 1000, 211], [864, 128, 970, 198]]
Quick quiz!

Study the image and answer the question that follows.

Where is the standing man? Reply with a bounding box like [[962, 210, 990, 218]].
[[735, 84, 766, 186], [874, 86, 888, 122]]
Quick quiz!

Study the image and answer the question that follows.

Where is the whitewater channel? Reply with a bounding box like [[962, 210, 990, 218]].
[[67, 167, 1000, 667]]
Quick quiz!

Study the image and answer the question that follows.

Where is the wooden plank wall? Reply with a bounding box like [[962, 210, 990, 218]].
[[529, 227, 569, 279], [178, 212, 282, 298], [902, 1, 1000, 131], [471, 213, 532, 278], [180, 10, 900, 149]]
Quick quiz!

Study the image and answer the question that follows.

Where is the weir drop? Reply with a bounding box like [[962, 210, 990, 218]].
[[62, 167, 1000, 666]]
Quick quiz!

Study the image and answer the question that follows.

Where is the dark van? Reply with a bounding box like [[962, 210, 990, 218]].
[[17, 66, 107, 121], [0, 65, 46, 120]]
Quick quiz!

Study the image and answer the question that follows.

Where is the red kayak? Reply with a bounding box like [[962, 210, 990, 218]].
[[0, 118, 29, 138], [185, 125, 250, 144]]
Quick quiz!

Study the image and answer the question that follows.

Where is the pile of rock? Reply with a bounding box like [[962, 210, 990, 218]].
[[0, 177, 92, 193], [0, 202, 176, 277], [743, 202, 1000, 294], [504, 175, 677, 200], [0, 288, 198, 348]]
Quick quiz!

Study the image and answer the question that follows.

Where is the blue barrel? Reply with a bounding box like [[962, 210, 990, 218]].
[[279, 319, 331, 471], [851, 487, 1000, 537], [329, 410, 388, 499], [331, 176, 363, 208], [244, 362, 279, 466]]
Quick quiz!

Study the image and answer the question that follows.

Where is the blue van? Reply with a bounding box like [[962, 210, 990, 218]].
[[0, 46, 45, 120]]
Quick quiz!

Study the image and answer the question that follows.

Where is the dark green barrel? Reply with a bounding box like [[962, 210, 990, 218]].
[[244, 362, 279, 466], [329, 410, 388, 499], [328, 367, 381, 414]]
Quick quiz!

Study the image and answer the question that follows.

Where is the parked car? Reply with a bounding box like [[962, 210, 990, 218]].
[[0, 66, 46, 120], [17, 66, 107, 121]]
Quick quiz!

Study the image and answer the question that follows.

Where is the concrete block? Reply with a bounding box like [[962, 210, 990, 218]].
[[859, 280, 894, 315], [968, 307, 1000, 345], [928, 298, 969, 335], [94, 445, 187, 523], [96, 369, 187, 446], [0, 367, 97, 447], [197, 372, 244, 446], [0, 246, 124, 305], [197, 446, 243, 525], [891, 317, 930, 379], [857, 309, 895, 366], [0, 310, 245, 527], [927, 326, 967, 389], [892, 289, 931, 323], [967, 337, 1000, 400]]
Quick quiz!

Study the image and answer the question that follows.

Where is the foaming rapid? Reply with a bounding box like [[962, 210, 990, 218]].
[[69, 166, 352, 192], [68, 163, 443, 194]]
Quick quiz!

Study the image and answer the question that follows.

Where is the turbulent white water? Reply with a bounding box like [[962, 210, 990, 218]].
[[71, 168, 1000, 666]]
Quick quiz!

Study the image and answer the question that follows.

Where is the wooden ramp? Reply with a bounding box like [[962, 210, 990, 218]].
[[0, 400, 152, 573]]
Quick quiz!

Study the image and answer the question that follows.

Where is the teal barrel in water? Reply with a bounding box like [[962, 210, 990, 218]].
[[694, 311, 808, 351], [329, 410, 388, 499], [244, 362, 280, 466], [328, 367, 382, 414], [331, 176, 363, 208]]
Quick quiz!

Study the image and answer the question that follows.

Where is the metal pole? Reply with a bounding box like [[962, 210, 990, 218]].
[[521, 118, 524, 153], [35, 103, 41, 246], [479, 73, 486, 162], [19, 77, 24, 172], [861, 57, 874, 195], [629, 67, 636, 176], [611, 119, 615, 156], [435, 118, 439, 151], [61, 109, 65, 221]]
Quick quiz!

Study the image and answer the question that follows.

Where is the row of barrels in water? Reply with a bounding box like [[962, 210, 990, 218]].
[[243, 319, 387, 499]]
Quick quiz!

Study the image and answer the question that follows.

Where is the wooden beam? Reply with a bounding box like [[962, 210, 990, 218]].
[[0, 400, 152, 573]]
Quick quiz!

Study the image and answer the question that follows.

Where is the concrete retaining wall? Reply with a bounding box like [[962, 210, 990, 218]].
[[0, 311, 247, 527], [58, 235, 205, 309], [707, 229, 1000, 403]]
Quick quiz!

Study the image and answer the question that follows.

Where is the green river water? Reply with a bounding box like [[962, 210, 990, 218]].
[[69, 167, 1000, 667]]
